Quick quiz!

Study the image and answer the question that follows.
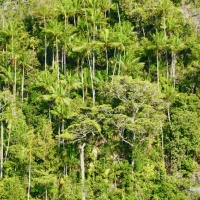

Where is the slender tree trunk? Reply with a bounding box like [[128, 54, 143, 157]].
[[171, 51, 176, 88], [163, 9, 167, 40], [112, 48, 117, 82], [61, 119, 65, 147], [5, 128, 11, 160], [64, 14, 67, 30], [156, 50, 159, 87], [105, 47, 109, 78], [2, 46, 5, 66], [5, 44, 7, 68], [88, 55, 95, 106], [131, 159, 134, 190], [90, 19, 96, 106], [108, 0, 111, 13], [80, 143, 86, 200], [112, 63, 117, 82], [2, 11, 5, 28], [64, 156, 68, 176], [64, 47, 67, 76], [141, 25, 145, 37], [45, 188, 48, 200], [163, 9, 168, 81], [12, 55, 17, 116], [58, 121, 61, 147], [56, 37, 59, 81], [52, 47, 54, 68], [117, 2, 123, 77], [167, 104, 171, 123], [92, 51, 95, 79], [61, 48, 64, 73], [61, 120, 64, 133], [117, 3, 121, 28], [49, 108, 52, 128], [27, 151, 32, 200], [21, 65, 24, 104], [0, 121, 3, 178], [118, 53, 122, 76], [160, 123, 164, 152], [45, 34, 47, 71], [83, 0, 90, 41], [44, 16, 47, 71], [167, 103, 172, 130], [80, 58, 85, 102], [73, 15, 76, 27], [14, 55, 17, 98], [166, 51, 169, 80], [11, 34, 16, 116]]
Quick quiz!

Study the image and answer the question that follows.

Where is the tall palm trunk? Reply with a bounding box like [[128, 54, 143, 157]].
[[61, 119, 65, 147], [117, 3, 121, 28], [118, 53, 122, 76], [171, 51, 176, 88], [80, 143, 86, 200], [73, 15, 76, 27], [160, 123, 164, 154], [52, 47, 54, 68], [56, 37, 59, 81], [167, 103, 172, 129], [63, 48, 66, 76], [12, 55, 17, 116], [45, 188, 48, 200], [105, 47, 109, 78], [163, 12, 169, 81], [112, 48, 117, 82], [64, 15, 67, 76], [11, 35, 16, 116], [27, 151, 32, 200], [156, 50, 159, 87], [14, 55, 17, 100], [58, 121, 61, 147], [5, 128, 11, 160], [0, 121, 3, 178], [117, 3, 122, 76], [80, 58, 85, 102], [83, 0, 90, 41], [44, 16, 47, 71], [92, 51, 95, 80], [21, 65, 25, 104], [2, 14, 5, 66], [61, 48, 64, 73], [88, 55, 95, 106], [49, 108, 52, 127], [166, 51, 169, 80]]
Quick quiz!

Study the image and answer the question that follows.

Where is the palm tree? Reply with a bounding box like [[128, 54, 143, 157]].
[[109, 22, 135, 80], [72, 36, 96, 106], [18, 50, 38, 104], [0, 19, 28, 114], [43, 19, 64, 81], [0, 119, 3, 178], [151, 30, 166, 87], [30, 0, 57, 71], [57, 0, 79, 29], [37, 69, 81, 144], [60, 24, 77, 75], [168, 35, 184, 88], [100, 27, 113, 78]]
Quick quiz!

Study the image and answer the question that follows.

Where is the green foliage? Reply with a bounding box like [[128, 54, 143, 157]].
[[0, 176, 26, 200], [0, 0, 200, 199]]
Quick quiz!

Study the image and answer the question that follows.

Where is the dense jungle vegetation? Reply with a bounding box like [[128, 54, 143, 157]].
[[1, 0, 200, 199]]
